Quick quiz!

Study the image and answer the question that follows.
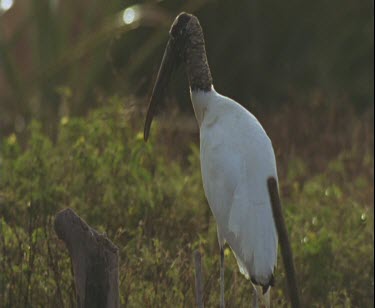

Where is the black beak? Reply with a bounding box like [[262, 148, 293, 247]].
[[144, 39, 179, 141]]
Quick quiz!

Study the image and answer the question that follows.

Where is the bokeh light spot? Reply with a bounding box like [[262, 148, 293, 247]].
[[0, 0, 14, 12], [123, 7, 136, 25]]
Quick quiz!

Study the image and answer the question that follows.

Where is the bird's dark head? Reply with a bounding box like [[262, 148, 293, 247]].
[[168, 12, 196, 61], [144, 12, 206, 141], [170, 12, 192, 40]]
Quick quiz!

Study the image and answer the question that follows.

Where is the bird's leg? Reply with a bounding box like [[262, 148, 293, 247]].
[[220, 247, 225, 308], [252, 285, 259, 308]]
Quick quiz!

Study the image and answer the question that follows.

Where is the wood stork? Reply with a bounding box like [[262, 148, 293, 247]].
[[144, 12, 278, 307]]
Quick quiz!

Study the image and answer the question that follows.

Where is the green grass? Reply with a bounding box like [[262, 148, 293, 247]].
[[0, 97, 373, 307]]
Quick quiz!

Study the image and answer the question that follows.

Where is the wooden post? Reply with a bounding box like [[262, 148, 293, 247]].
[[193, 250, 204, 308], [54, 208, 120, 308], [267, 177, 301, 308]]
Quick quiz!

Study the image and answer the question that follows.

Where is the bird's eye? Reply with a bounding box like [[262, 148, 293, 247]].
[[171, 26, 178, 38]]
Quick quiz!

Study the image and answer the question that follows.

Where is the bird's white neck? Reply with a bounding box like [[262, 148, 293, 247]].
[[190, 87, 217, 127]]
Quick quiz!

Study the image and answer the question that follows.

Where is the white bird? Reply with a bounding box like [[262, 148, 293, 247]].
[[144, 12, 278, 308]]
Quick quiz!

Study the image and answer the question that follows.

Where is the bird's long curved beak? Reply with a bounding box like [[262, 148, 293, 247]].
[[144, 39, 178, 141]]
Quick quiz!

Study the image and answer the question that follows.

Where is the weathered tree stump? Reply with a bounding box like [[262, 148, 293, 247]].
[[54, 208, 120, 308]]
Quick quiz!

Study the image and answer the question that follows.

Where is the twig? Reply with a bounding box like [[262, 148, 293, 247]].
[[194, 250, 204, 308]]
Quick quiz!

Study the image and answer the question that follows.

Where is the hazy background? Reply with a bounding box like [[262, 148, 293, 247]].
[[0, 0, 373, 136]]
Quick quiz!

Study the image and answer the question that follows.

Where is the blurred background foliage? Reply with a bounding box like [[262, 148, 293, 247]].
[[0, 0, 374, 307], [0, 0, 373, 138]]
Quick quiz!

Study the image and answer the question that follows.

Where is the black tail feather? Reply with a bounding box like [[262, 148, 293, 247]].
[[251, 273, 275, 294]]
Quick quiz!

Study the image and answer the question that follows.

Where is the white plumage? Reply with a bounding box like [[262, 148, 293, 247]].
[[191, 87, 278, 287]]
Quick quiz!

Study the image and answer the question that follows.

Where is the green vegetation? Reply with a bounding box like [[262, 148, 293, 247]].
[[0, 97, 373, 307]]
